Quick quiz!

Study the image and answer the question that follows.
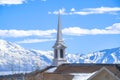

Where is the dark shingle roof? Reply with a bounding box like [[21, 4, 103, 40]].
[[54, 63, 120, 78]]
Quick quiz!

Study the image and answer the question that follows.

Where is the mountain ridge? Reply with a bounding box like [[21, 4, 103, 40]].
[[0, 39, 120, 72]]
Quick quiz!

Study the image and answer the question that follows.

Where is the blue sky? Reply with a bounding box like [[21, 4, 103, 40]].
[[0, 0, 120, 54]]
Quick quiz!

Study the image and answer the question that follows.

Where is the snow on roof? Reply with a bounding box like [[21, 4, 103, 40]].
[[45, 67, 57, 73], [70, 72, 96, 80]]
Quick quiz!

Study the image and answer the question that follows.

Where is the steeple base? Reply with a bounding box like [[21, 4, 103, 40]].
[[52, 59, 67, 66]]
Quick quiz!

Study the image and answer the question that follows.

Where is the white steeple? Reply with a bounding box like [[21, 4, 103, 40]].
[[57, 13, 63, 43], [52, 14, 67, 66]]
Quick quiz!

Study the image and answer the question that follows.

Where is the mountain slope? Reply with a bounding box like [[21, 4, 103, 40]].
[[0, 39, 53, 71], [0, 39, 120, 72], [67, 47, 120, 64]]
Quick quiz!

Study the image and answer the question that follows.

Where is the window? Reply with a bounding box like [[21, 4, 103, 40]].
[[54, 49, 58, 58], [60, 49, 64, 58]]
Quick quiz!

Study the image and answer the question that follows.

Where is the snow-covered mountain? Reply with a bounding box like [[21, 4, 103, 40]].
[[0, 39, 120, 72], [66, 47, 120, 63], [0, 39, 53, 71]]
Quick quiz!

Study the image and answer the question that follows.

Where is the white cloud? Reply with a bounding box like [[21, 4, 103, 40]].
[[49, 7, 120, 15], [74, 7, 120, 15], [0, 29, 56, 37], [48, 8, 68, 15], [17, 38, 55, 43], [106, 23, 120, 30], [62, 23, 120, 36], [71, 8, 75, 12], [0, 0, 26, 5], [0, 23, 120, 38]]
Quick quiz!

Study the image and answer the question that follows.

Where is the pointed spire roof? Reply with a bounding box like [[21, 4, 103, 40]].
[[56, 13, 63, 43], [53, 13, 66, 48]]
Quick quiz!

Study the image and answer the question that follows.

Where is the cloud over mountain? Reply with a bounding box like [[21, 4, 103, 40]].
[[48, 7, 120, 15], [0, 29, 56, 38], [0, 23, 120, 38], [62, 23, 120, 36], [17, 38, 56, 44], [0, 0, 26, 5]]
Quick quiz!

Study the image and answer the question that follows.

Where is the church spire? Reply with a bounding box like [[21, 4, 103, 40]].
[[56, 13, 63, 43], [52, 14, 67, 66]]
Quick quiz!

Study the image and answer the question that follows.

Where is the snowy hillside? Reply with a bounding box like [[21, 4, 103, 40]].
[[0, 39, 120, 72], [66, 47, 120, 63], [0, 39, 53, 71]]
